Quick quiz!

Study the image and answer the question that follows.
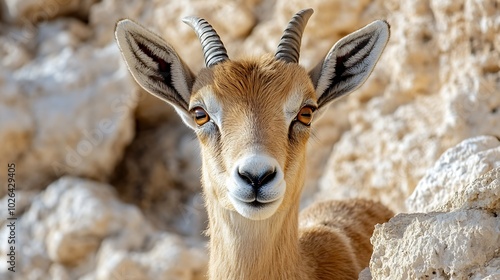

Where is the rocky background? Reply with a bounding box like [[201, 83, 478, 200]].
[[0, 0, 499, 279]]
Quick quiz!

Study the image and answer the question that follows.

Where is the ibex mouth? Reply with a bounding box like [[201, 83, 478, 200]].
[[228, 191, 284, 220], [248, 200, 266, 208], [227, 185, 284, 205], [248, 195, 282, 207], [228, 192, 281, 207]]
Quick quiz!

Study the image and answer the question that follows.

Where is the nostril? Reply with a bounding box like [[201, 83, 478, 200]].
[[259, 169, 276, 187], [238, 171, 255, 186], [238, 168, 277, 190]]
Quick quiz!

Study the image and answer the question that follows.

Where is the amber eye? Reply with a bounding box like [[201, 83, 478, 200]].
[[296, 106, 314, 126], [193, 107, 210, 126]]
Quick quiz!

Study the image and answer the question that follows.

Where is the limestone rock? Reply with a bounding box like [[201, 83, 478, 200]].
[[0, 20, 136, 195], [0, 35, 32, 69], [407, 135, 500, 213], [91, 232, 207, 280], [0, 177, 207, 280], [370, 210, 500, 279], [3, 0, 98, 23], [440, 167, 500, 212], [369, 138, 500, 279]]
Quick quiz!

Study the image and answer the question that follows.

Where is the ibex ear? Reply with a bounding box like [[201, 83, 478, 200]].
[[309, 20, 390, 110], [115, 19, 197, 129]]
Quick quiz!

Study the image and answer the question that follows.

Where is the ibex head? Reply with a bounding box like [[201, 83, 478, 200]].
[[115, 9, 389, 221]]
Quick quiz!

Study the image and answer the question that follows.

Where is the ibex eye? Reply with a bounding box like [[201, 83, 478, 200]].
[[193, 107, 210, 126], [296, 106, 315, 126]]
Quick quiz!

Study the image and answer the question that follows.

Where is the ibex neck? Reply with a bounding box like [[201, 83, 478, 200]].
[[206, 199, 306, 280]]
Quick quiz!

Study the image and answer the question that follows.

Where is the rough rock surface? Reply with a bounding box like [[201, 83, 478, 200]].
[[0, 177, 207, 280], [370, 210, 500, 279], [369, 138, 500, 279], [407, 135, 500, 213], [3, 0, 99, 23], [439, 167, 500, 213], [0, 19, 136, 196]]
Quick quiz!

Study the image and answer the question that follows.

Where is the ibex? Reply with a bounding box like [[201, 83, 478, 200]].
[[115, 8, 393, 280]]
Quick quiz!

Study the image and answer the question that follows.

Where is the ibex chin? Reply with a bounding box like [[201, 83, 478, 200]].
[[115, 8, 394, 280]]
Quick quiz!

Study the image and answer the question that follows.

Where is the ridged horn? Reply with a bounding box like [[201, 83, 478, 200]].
[[275, 8, 314, 63], [182, 16, 229, 67]]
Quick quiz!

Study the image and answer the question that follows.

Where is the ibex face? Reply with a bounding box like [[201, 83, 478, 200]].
[[115, 9, 390, 220], [190, 57, 317, 219]]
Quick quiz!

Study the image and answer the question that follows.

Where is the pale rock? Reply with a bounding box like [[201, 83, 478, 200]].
[[49, 263, 71, 280], [0, 36, 32, 69], [369, 136, 500, 279], [0, 177, 151, 278], [370, 210, 500, 279], [407, 135, 500, 212], [94, 250, 148, 280], [0, 20, 136, 195], [89, 0, 155, 47], [0, 177, 207, 280], [137, 233, 207, 280], [3, 0, 98, 23], [92, 231, 207, 280], [441, 167, 500, 212]]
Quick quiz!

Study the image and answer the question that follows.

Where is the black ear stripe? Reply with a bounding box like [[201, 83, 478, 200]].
[[115, 19, 195, 127], [310, 20, 390, 108]]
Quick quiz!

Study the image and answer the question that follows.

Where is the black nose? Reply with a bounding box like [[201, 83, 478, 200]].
[[238, 168, 277, 190]]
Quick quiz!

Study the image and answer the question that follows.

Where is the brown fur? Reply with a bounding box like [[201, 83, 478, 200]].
[[188, 56, 393, 279], [299, 199, 394, 279]]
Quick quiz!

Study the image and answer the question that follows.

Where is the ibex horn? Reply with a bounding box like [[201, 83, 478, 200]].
[[183, 16, 229, 67], [275, 8, 314, 63]]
